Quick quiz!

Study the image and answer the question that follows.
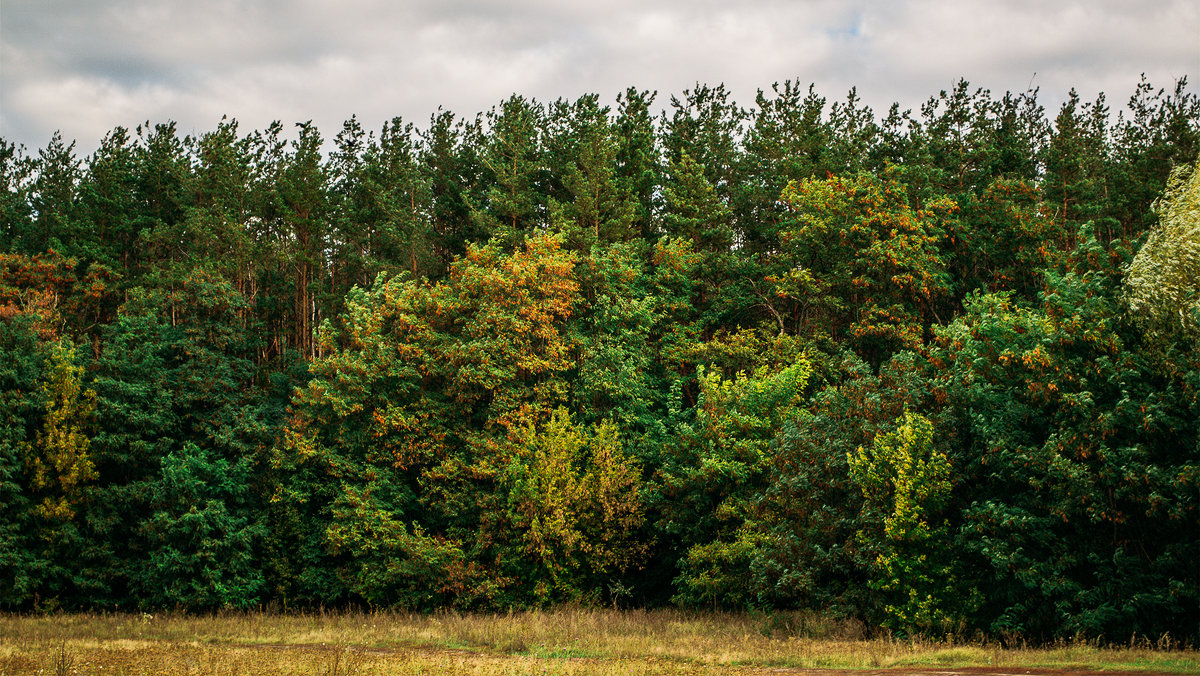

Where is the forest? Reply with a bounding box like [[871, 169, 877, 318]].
[[0, 76, 1197, 643]]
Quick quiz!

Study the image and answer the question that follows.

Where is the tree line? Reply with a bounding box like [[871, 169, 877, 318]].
[[1, 77, 1197, 642]]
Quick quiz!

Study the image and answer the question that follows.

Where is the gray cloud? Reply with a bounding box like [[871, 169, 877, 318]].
[[1, 0, 1196, 154]]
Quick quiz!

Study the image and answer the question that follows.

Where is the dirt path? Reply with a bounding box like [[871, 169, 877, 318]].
[[254, 642, 1184, 675], [750, 670, 1182, 676]]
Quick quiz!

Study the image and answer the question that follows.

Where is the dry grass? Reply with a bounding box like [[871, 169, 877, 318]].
[[0, 609, 1194, 675]]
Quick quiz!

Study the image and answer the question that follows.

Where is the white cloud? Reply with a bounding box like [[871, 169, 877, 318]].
[[1, 0, 1195, 154]]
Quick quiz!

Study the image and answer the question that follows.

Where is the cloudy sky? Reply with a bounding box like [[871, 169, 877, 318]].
[[2, 0, 1197, 154]]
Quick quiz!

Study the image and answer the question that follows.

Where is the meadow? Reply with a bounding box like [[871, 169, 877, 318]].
[[1, 609, 1195, 675]]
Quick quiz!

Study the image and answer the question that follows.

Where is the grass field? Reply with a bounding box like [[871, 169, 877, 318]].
[[0, 609, 1195, 675]]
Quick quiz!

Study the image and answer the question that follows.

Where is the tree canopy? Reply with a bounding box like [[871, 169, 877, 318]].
[[1, 77, 1196, 641]]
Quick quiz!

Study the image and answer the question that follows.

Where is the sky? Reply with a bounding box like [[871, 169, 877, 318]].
[[1, 0, 1197, 155]]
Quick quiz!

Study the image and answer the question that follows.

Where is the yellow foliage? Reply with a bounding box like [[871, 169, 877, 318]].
[[507, 409, 648, 601], [25, 340, 96, 522]]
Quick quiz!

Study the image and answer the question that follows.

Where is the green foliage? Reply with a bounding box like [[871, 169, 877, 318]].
[[747, 351, 940, 615], [544, 94, 640, 246], [325, 489, 474, 609], [569, 242, 660, 431], [7, 338, 98, 607], [665, 356, 812, 608], [0, 317, 47, 607], [83, 269, 268, 609], [932, 231, 1199, 639], [777, 171, 951, 362], [474, 96, 548, 245], [0, 140, 37, 251], [0, 251, 120, 339], [1, 80, 1196, 641], [673, 525, 761, 610], [952, 179, 1065, 302], [1107, 77, 1200, 238], [139, 442, 264, 609]]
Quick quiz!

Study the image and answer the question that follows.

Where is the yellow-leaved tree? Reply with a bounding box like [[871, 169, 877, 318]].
[[26, 339, 96, 523], [848, 411, 972, 635], [505, 408, 647, 604], [1125, 157, 1200, 335]]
